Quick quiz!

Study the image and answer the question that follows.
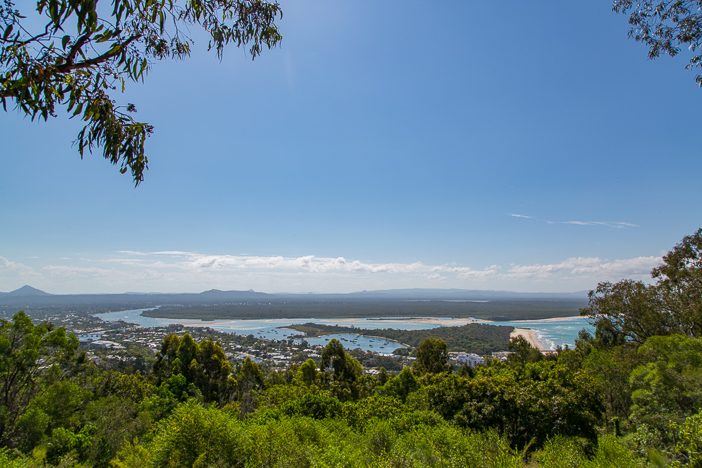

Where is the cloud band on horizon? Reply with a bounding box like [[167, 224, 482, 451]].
[[0, 250, 661, 295]]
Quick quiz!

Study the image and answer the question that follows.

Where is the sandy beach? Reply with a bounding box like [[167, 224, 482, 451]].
[[510, 328, 547, 351]]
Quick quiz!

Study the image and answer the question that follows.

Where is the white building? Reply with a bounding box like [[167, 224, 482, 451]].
[[451, 352, 485, 367]]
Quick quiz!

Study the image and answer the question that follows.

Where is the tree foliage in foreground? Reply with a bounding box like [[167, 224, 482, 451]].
[[414, 337, 450, 374], [153, 332, 235, 404], [582, 228, 702, 343], [615, 0, 702, 87], [0, 0, 282, 183], [0, 311, 79, 447]]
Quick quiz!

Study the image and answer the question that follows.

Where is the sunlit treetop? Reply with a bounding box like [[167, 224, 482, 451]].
[[0, 0, 282, 184]]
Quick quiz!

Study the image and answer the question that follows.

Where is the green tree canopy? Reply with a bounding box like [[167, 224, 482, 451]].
[[153, 333, 234, 404], [424, 361, 602, 449], [628, 335, 702, 436], [320, 339, 363, 400], [583, 228, 702, 344], [0, 311, 79, 447], [320, 339, 362, 384], [0, 0, 282, 184], [676, 410, 702, 466], [380, 367, 418, 403], [507, 335, 542, 366], [296, 358, 317, 386], [651, 228, 702, 337], [414, 337, 450, 374]]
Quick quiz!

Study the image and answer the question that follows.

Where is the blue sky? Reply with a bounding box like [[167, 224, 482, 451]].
[[1, 1, 700, 293]]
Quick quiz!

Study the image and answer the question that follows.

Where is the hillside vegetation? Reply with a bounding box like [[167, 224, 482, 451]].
[[143, 298, 584, 321]]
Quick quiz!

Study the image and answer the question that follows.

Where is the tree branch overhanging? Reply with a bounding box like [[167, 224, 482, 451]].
[[0, 0, 283, 184]]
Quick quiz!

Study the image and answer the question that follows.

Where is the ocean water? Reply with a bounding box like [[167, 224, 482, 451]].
[[302, 333, 406, 354], [490, 317, 595, 350], [94, 308, 593, 353]]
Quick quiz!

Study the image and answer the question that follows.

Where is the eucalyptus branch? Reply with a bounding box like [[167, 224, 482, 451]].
[[0, 0, 282, 184], [57, 34, 139, 73], [65, 32, 92, 65]]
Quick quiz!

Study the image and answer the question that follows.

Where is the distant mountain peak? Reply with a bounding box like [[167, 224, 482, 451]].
[[199, 289, 267, 296], [6, 285, 51, 296]]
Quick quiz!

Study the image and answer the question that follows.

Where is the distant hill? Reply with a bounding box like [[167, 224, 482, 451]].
[[0, 287, 588, 320], [342, 288, 587, 301], [0, 287, 273, 309], [2, 285, 51, 297], [199, 289, 270, 299]]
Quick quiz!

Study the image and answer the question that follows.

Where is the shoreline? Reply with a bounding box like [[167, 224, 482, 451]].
[[503, 315, 583, 324], [510, 328, 548, 351]]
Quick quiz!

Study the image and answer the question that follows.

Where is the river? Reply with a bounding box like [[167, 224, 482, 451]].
[[94, 308, 594, 353]]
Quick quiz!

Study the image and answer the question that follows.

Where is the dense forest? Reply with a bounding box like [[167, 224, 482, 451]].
[[288, 322, 514, 355], [142, 299, 585, 322], [0, 229, 701, 467]]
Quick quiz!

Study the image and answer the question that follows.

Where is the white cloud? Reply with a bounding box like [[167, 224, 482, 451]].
[[0, 250, 662, 294], [116, 250, 150, 256], [509, 213, 638, 229], [0, 256, 37, 278], [110, 250, 658, 287], [507, 256, 658, 280], [509, 213, 639, 229], [123, 251, 501, 278], [41, 265, 113, 277], [0, 256, 32, 272], [549, 220, 639, 229], [431, 264, 501, 279], [0, 256, 40, 291]]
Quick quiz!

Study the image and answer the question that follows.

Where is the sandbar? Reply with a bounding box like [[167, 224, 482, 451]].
[[507, 315, 584, 324]]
